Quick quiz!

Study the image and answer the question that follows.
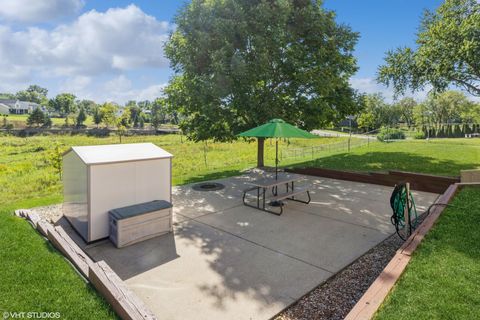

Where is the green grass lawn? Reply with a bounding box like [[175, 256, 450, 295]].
[[293, 139, 480, 177], [374, 186, 480, 320], [0, 198, 117, 319]]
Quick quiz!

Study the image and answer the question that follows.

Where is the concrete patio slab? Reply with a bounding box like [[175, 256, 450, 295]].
[[80, 173, 438, 320], [196, 204, 390, 272], [87, 219, 331, 320]]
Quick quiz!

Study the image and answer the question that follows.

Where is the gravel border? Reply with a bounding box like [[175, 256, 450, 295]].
[[32, 204, 63, 224], [274, 234, 404, 320]]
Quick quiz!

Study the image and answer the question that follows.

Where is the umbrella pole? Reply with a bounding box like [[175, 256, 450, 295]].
[[275, 138, 278, 180]]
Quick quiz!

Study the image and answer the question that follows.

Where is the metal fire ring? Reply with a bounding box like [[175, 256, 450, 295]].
[[192, 182, 225, 192]]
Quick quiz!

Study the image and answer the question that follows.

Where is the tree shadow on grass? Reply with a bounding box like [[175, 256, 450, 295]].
[[175, 169, 245, 186], [287, 151, 479, 177]]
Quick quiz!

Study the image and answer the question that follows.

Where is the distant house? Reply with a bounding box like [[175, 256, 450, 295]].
[[0, 99, 42, 114]]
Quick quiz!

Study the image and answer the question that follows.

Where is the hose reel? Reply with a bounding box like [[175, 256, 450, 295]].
[[390, 182, 418, 240]]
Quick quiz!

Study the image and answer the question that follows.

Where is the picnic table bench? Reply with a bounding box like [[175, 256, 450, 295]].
[[242, 174, 311, 215]]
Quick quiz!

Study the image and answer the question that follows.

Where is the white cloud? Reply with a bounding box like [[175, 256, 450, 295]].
[[97, 75, 166, 103], [349, 77, 430, 102], [60, 75, 92, 93], [55, 74, 166, 104], [0, 0, 84, 23], [0, 4, 172, 91]]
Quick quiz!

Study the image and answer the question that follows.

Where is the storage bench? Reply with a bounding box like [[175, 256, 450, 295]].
[[109, 200, 172, 248]]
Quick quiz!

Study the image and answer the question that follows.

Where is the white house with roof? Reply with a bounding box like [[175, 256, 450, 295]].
[[0, 99, 42, 114]]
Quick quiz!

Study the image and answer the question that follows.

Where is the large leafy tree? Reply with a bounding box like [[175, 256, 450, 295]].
[[77, 99, 97, 115], [151, 98, 169, 129], [16, 85, 48, 105], [413, 91, 472, 127], [165, 0, 360, 166], [356, 94, 400, 131], [99, 102, 118, 128], [49, 93, 77, 117], [393, 97, 417, 128], [378, 0, 480, 97]]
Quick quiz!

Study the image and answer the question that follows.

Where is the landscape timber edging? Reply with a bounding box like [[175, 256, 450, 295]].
[[15, 209, 157, 320], [285, 167, 459, 194], [344, 182, 470, 320]]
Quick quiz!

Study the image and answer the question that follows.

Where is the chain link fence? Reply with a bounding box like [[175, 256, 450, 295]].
[[280, 137, 372, 161]]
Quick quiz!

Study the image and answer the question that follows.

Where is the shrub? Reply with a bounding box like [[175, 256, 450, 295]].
[[27, 108, 46, 127], [377, 127, 406, 142], [414, 131, 426, 139], [42, 116, 52, 128]]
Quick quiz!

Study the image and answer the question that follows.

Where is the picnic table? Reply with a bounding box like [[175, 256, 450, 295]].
[[242, 174, 311, 215]]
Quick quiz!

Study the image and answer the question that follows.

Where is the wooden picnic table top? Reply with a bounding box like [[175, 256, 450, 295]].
[[247, 174, 302, 188]]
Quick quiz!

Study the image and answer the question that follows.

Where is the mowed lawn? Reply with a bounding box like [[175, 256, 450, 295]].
[[375, 186, 480, 320], [296, 139, 480, 177], [0, 198, 117, 319]]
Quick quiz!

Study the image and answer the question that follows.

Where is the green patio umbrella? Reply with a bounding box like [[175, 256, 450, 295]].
[[238, 118, 317, 179]]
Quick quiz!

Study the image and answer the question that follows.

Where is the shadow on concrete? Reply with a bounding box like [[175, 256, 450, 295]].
[[57, 217, 180, 280]]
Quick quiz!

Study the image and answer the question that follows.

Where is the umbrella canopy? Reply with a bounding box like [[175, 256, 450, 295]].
[[238, 119, 317, 179], [238, 118, 317, 139]]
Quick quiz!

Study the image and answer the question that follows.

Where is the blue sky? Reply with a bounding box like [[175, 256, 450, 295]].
[[0, 0, 445, 103]]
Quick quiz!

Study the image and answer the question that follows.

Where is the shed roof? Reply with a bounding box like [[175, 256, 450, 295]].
[[67, 143, 173, 165]]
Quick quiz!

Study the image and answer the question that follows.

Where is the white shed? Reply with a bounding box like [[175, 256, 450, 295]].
[[63, 143, 173, 242]]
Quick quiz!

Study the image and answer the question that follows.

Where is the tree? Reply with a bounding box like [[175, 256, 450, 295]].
[[27, 108, 46, 127], [413, 91, 470, 129], [77, 100, 97, 115], [356, 94, 399, 131], [42, 116, 52, 128], [393, 97, 417, 128], [126, 104, 143, 128], [117, 108, 132, 143], [0, 93, 15, 99], [118, 108, 132, 128], [99, 103, 118, 128], [460, 102, 480, 124], [150, 98, 167, 129], [16, 85, 48, 105], [92, 106, 102, 128], [165, 0, 360, 166], [49, 93, 77, 117], [76, 107, 87, 127], [378, 0, 480, 97]]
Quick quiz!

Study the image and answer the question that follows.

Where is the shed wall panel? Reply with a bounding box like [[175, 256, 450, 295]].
[[63, 151, 88, 241], [89, 158, 171, 241]]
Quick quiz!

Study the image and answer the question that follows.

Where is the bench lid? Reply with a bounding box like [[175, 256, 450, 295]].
[[109, 200, 172, 220]]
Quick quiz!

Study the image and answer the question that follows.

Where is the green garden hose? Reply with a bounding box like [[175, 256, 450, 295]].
[[390, 183, 418, 240]]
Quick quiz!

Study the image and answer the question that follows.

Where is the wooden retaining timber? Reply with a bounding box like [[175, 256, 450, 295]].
[[89, 261, 156, 320], [344, 183, 462, 320], [285, 167, 459, 194], [47, 226, 93, 278], [15, 210, 157, 320]]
